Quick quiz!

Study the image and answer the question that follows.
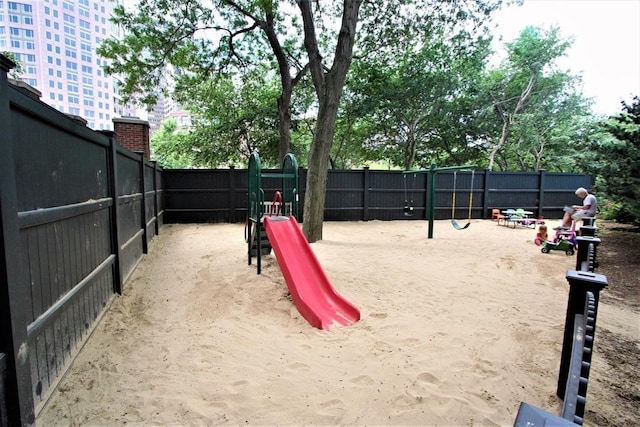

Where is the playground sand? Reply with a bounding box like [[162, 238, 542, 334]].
[[37, 220, 638, 426]]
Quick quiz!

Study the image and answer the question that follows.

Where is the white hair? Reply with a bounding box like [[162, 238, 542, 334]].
[[575, 187, 587, 195]]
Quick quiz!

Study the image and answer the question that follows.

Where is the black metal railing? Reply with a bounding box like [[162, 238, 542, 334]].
[[515, 219, 607, 426]]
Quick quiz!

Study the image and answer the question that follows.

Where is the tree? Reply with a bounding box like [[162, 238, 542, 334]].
[[151, 119, 194, 168], [102, 0, 505, 242], [341, 30, 492, 170], [296, 0, 362, 241], [178, 68, 283, 167], [580, 96, 640, 224], [99, 0, 308, 163], [478, 26, 574, 170], [1, 51, 22, 79], [298, 0, 507, 241]]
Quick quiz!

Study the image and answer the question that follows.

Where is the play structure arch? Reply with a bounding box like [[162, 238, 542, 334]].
[[246, 151, 360, 330], [247, 151, 299, 274]]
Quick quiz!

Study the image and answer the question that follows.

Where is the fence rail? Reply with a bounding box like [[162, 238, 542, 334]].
[[163, 168, 594, 224]]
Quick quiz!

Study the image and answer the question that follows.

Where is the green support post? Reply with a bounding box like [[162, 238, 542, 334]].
[[404, 163, 476, 239]]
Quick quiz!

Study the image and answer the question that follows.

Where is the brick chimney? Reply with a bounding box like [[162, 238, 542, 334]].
[[113, 117, 151, 159]]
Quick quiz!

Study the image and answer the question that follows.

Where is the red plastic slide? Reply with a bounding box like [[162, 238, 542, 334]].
[[263, 216, 360, 330]]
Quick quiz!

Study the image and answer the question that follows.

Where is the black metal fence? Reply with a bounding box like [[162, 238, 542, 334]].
[[515, 223, 607, 426], [0, 57, 163, 425], [163, 168, 594, 223]]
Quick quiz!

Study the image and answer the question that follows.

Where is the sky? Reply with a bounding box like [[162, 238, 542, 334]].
[[491, 0, 640, 116]]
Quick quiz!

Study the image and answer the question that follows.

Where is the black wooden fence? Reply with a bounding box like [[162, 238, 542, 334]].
[[0, 56, 163, 425], [163, 168, 594, 224]]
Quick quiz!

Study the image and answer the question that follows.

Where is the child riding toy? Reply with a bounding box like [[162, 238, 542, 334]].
[[541, 239, 575, 256]]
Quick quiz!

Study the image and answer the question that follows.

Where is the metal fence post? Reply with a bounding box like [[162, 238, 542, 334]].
[[557, 270, 607, 398], [482, 169, 491, 218], [229, 166, 236, 222], [575, 236, 601, 272], [538, 169, 546, 218], [363, 167, 370, 221]]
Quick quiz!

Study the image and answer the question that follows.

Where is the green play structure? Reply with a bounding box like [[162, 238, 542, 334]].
[[403, 163, 477, 238], [247, 151, 299, 274]]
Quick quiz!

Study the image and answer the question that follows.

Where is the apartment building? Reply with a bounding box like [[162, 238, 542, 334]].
[[0, 0, 117, 130]]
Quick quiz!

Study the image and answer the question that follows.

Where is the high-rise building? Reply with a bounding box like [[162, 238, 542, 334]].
[[0, 0, 117, 130]]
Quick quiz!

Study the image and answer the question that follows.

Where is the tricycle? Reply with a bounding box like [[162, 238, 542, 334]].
[[541, 239, 575, 256]]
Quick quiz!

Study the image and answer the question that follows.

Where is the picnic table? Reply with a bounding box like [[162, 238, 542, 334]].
[[500, 209, 540, 228]]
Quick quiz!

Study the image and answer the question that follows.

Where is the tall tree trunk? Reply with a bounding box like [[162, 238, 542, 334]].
[[262, 8, 308, 163], [403, 118, 419, 170], [277, 89, 292, 163], [488, 75, 537, 170], [298, 0, 362, 242]]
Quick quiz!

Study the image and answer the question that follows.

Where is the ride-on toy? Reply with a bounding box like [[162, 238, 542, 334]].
[[541, 239, 575, 256]]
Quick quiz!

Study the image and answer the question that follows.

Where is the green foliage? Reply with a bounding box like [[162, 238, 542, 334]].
[[599, 202, 637, 224], [104, 0, 598, 176], [178, 68, 283, 168], [1, 51, 22, 79], [476, 25, 591, 171], [151, 119, 194, 168], [340, 12, 495, 170], [580, 96, 640, 224]]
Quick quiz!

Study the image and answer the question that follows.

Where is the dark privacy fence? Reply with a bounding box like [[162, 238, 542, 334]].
[[163, 168, 594, 224], [1, 57, 163, 425]]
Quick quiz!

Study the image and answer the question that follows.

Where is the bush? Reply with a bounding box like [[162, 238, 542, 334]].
[[600, 201, 639, 225]]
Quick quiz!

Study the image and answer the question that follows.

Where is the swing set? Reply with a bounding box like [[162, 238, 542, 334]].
[[450, 169, 475, 230], [403, 163, 477, 238]]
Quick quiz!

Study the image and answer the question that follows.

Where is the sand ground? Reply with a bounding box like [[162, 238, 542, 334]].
[[37, 219, 639, 426]]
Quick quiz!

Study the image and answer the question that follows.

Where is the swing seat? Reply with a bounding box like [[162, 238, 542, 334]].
[[403, 205, 414, 216], [451, 219, 470, 230], [450, 169, 475, 231]]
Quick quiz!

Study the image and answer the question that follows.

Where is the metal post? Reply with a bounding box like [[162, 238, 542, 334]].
[[557, 270, 607, 398], [428, 163, 436, 238], [575, 236, 600, 272]]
